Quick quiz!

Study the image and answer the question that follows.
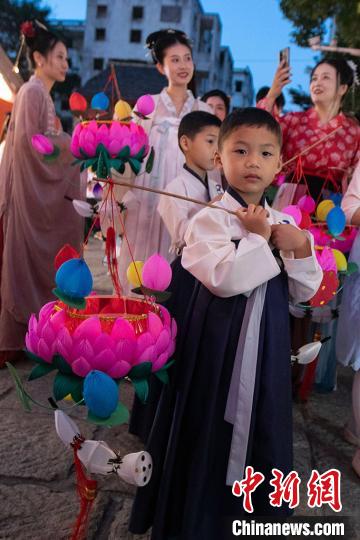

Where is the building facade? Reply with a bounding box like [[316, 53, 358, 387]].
[[51, 1, 254, 108], [231, 67, 254, 108]]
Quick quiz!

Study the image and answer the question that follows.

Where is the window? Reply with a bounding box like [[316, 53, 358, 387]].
[[95, 28, 106, 41], [160, 6, 182, 23], [130, 29, 142, 43], [93, 57, 104, 70], [235, 81, 243, 92], [132, 6, 143, 19], [96, 5, 107, 17]]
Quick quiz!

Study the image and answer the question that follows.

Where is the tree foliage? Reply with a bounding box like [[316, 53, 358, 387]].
[[279, 0, 360, 112], [0, 0, 51, 56], [279, 0, 360, 48]]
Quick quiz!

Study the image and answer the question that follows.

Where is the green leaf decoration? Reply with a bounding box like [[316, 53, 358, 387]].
[[53, 372, 83, 402], [70, 381, 84, 404], [155, 369, 169, 385], [132, 378, 149, 403], [131, 286, 171, 303], [128, 361, 153, 379], [346, 262, 359, 276], [145, 147, 155, 174], [128, 158, 141, 175], [43, 145, 60, 162], [24, 349, 49, 365], [87, 401, 129, 427], [110, 158, 125, 174], [52, 288, 86, 309], [6, 362, 32, 411], [117, 145, 130, 160], [133, 145, 146, 161], [53, 354, 74, 375], [28, 362, 56, 381], [154, 359, 175, 385]]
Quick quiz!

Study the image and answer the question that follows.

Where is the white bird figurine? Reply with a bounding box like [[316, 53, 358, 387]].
[[291, 337, 330, 365], [55, 410, 152, 487]]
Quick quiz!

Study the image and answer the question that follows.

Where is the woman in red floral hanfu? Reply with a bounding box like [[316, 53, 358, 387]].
[[258, 57, 360, 202]]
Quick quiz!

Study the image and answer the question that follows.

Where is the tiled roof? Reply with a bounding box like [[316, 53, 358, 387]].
[[81, 63, 167, 104]]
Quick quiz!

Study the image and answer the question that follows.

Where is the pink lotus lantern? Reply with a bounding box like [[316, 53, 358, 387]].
[[71, 120, 150, 178]]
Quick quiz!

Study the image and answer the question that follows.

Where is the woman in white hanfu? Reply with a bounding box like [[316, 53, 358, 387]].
[[116, 29, 211, 294]]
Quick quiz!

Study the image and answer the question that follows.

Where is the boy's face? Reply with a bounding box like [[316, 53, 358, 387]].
[[181, 126, 220, 172], [215, 125, 281, 202]]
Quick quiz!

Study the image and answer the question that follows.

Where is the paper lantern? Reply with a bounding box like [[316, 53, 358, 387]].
[[282, 205, 302, 226], [83, 370, 119, 418], [69, 92, 88, 112], [142, 254, 172, 291], [114, 100, 132, 121], [310, 271, 338, 307], [54, 244, 79, 270], [331, 249, 348, 272], [135, 94, 155, 116], [55, 258, 93, 299], [326, 206, 346, 237], [31, 134, 54, 155], [299, 211, 312, 230], [91, 92, 109, 111], [316, 199, 335, 222], [297, 195, 316, 214], [127, 261, 144, 287]]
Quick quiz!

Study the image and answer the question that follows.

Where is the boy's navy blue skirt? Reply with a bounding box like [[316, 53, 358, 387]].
[[129, 265, 293, 540], [129, 256, 197, 442]]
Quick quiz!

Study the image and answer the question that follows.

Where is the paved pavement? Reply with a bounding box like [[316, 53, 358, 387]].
[[0, 237, 359, 539]]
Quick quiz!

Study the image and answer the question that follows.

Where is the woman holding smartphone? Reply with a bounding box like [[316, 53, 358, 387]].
[[258, 57, 359, 202]]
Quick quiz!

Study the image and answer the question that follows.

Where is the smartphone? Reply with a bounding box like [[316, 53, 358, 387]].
[[279, 47, 290, 67]]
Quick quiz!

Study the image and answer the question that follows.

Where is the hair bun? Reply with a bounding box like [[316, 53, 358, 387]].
[[146, 29, 188, 50]]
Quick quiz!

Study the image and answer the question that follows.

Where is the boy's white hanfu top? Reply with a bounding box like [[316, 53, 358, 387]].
[[157, 165, 223, 254], [182, 190, 323, 302]]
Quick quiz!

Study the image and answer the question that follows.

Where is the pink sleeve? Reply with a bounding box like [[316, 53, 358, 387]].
[[342, 161, 360, 223]]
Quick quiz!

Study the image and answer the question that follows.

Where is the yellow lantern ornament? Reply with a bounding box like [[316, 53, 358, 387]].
[[331, 249, 348, 272], [114, 100, 132, 122], [126, 261, 144, 287], [316, 199, 335, 222]]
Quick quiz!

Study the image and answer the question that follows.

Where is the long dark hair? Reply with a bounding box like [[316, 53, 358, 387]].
[[21, 20, 66, 70], [146, 29, 197, 95]]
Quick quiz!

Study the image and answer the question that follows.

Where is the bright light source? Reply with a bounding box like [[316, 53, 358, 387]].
[[0, 73, 14, 102]]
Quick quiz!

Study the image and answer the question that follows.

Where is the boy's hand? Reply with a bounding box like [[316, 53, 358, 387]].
[[271, 224, 311, 258], [237, 204, 271, 241]]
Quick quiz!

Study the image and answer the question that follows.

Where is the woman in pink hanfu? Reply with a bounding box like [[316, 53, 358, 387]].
[[0, 21, 83, 366], [117, 29, 211, 295]]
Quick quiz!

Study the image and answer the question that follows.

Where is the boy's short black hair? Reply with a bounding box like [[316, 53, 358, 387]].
[[178, 111, 221, 151], [201, 89, 231, 115], [218, 107, 282, 150]]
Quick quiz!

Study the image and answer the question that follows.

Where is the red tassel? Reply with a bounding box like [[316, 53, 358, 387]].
[[70, 436, 98, 540], [105, 226, 122, 297]]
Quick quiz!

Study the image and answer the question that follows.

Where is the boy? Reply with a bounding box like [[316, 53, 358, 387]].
[[130, 108, 323, 539], [157, 110, 222, 255], [130, 111, 222, 442]]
